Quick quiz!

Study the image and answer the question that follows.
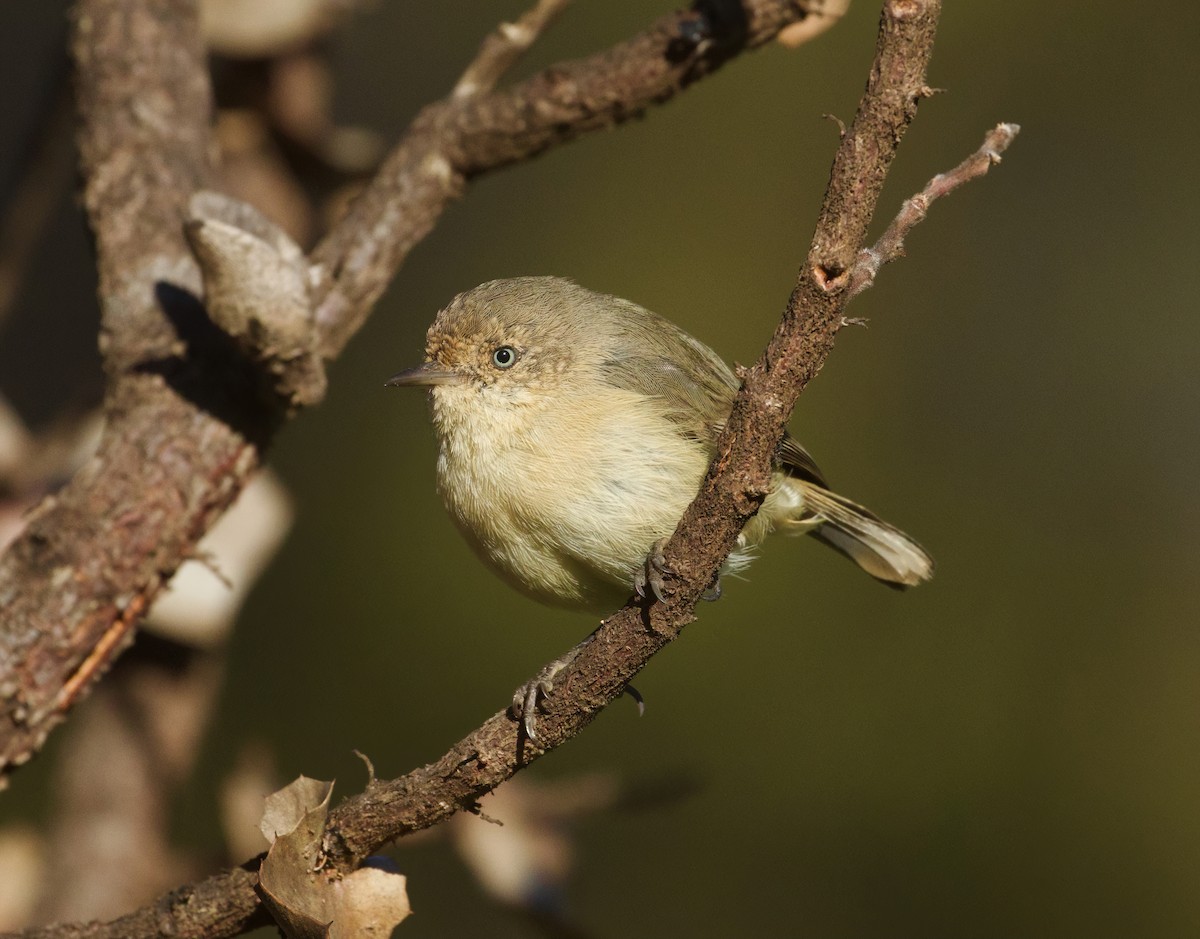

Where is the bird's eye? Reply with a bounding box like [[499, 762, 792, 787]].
[[491, 346, 517, 369]]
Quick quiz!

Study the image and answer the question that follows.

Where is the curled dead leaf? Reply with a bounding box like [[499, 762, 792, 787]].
[[258, 775, 410, 937]]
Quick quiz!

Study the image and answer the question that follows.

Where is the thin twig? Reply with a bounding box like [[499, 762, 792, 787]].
[[453, 0, 572, 99], [848, 122, 1021, 299]]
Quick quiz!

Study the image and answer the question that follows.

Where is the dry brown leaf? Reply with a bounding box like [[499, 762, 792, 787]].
[[330, 864, 411, 938], [258, 776, 410, 938], [259, 776, 335, 938]]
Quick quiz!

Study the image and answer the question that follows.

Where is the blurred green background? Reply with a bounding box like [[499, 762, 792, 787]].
[[3, 1, 1200, 936]]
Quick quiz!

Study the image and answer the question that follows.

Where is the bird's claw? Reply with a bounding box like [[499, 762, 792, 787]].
[[633, 538, 673, 603], [700, 575, 722, 602], [512, 657, 571, 744], [623, 682, 646, 717], [511, 645, 647, 743]]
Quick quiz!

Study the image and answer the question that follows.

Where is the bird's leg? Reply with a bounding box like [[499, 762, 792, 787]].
[[634, 538, 722, 604], [633, 537, 673, 603], [512, 630, 644, 743], [513, 536, 681, 743], [512, 642, 585, 743]]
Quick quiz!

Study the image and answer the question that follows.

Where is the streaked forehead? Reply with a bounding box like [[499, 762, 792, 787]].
[[430, 276, 598, 341]]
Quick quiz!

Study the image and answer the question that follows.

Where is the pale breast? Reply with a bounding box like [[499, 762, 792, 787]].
[[432, 383, 708, 612]]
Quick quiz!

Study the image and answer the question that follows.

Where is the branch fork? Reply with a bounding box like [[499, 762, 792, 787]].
[[847, 121, 1021, 299]]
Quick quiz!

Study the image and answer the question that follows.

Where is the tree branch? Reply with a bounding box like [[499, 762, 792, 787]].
[[0, 0, 828, 788], [452, 0, 573, 100], [847, 121, 1020, 298], [0, 0, 234, 786], [308, 0, 841, 358], [9, 865, 269, 939], [3, 2, 1028, 937]]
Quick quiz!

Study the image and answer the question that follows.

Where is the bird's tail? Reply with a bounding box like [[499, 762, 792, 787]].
[[779, 479, 934, 589]]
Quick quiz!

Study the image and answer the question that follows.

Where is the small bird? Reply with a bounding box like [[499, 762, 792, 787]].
[[388, 277, 933, 732]]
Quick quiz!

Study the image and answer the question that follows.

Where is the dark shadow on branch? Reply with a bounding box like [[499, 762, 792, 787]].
[[146, 281, 283, 447]]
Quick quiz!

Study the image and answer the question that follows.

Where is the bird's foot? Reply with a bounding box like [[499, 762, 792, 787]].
[[633, 537, 673, 603], [512, 648, 579, 744], [634, 540, 722, 604], [511, 635, 646, 744]]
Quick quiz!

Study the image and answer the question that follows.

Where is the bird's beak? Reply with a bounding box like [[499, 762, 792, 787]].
[[384, 362, 464, 388]]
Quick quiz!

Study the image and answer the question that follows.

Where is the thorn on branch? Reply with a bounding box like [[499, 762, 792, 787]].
[[352, 749, 377, 787], [464, 800, 504, 826]]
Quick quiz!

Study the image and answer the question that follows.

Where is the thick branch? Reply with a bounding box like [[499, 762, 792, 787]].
[[0, 0, 825, 787], [0, 0, 239, 784]]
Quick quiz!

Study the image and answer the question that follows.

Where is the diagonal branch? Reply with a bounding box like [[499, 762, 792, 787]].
[[452, 0, 573, 99], [847, 120, 1020, 298], [0, 0, 831, 789]]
